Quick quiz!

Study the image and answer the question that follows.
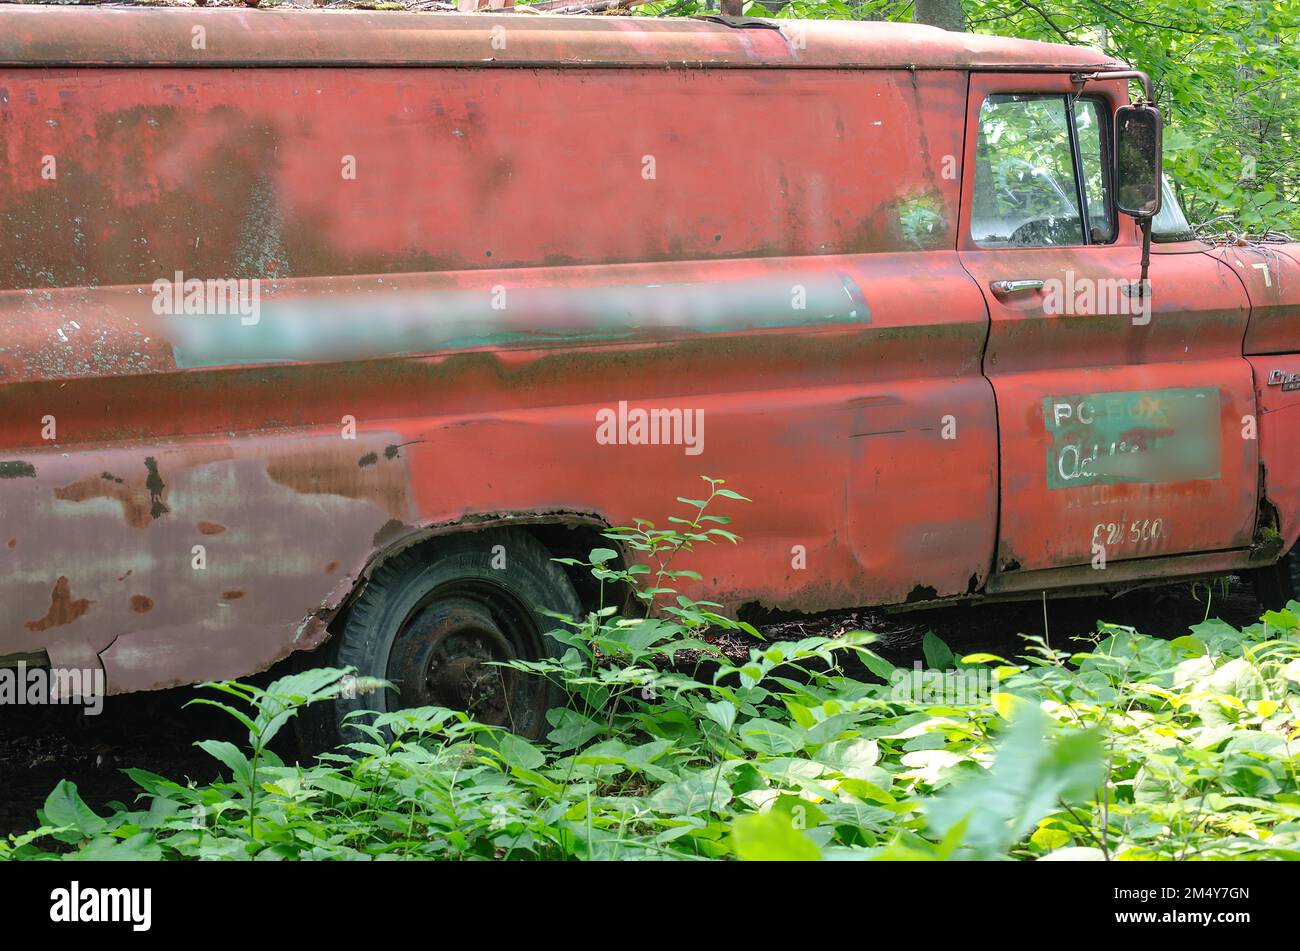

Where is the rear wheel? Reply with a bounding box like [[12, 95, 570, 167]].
[[1254, 544, 1300, 612], [296, 528, 580, 753]]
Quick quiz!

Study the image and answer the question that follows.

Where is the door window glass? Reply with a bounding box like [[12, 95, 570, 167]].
[[971, 94, 1114, 248], [1074, 98, 1115, 243]]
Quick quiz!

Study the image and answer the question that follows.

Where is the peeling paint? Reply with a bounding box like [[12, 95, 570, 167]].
[[25, 577, 94, 633]]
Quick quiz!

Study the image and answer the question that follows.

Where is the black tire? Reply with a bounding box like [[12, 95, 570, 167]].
[[295, 528, 580, 754], [1254, 544, 1300, 612]]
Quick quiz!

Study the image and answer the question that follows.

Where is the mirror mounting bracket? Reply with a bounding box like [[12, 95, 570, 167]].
[[1121, 219, 1154, 301], [1070, 69, 1155, 106]]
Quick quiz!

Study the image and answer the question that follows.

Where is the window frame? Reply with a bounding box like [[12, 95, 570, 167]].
[[970, 92, 1117, 249]]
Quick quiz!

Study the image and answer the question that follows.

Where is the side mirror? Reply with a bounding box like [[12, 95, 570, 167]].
[[1115, 104, 1163, 218]]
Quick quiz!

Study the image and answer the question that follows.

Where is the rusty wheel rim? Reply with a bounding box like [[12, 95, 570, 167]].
[[386, 585, 544, 731]]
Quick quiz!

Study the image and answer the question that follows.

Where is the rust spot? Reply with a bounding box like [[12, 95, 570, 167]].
[[266, 447, 408, 518], [6, 537, 14, 549], [222, 589, 245, 600], [54, 450, 230, 528], [0, 461, 36, 479], [357, 452, 379, 468], [130, 594, 155, 613], [117, 569, 133, 581], [383, 440, 421, 460], [325, 560, 340, 574], [25, 576, 94, 632], [55, 473, 154, 528], [144, 456, 168, 519], [197, 521, 226, 535]]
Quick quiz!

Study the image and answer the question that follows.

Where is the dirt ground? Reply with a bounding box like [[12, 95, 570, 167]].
[[0, 577, 1263, 835]]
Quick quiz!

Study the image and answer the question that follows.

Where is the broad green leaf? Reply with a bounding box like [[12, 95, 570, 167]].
[[42, 781, 107, 839], [730, 810, 821, 861], [704, 700, 738, 734]]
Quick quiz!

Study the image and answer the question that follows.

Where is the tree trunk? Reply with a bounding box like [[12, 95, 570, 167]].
[[914, 0, 965, 32]]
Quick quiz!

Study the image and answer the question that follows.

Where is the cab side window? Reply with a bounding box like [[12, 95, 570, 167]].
[[1074, 99, 1115, 243], [971, 94, 1115, 248]]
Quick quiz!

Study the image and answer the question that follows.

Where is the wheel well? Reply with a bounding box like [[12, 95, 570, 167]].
[[322, 517, 631, 643], [525, 522, 631, 616]]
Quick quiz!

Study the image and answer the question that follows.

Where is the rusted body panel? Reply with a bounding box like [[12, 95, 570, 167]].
[[0, 65, 962, 290], [1225, 243, 1300, 555], [966, 237, 1258, 570], [1249, 352, 1300, 557], [0, 22, 999, 691], [0, 9, 1296, 695], [1, 254, 998, 689], [0, 6, 1118, 71], [1233, 245, 1300, 358], [958, 73, 1261, 574]]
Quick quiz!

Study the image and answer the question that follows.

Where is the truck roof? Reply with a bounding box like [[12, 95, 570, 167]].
[[0, 4, 1121, 71]]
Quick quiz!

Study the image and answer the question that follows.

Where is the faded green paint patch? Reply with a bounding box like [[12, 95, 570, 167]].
[[1043, 387, 1221, 489], [165, 273, 871, 369], [0, 460, 36, 479]]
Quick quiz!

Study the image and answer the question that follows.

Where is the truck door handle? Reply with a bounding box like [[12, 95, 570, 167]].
[[990, 279, 1045, 297]]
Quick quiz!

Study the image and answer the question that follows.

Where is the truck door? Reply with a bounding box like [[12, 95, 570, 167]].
[[957, 73, 1258, 577]]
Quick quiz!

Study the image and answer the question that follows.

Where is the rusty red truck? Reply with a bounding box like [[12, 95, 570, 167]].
[[1, 6, 1298, 742]]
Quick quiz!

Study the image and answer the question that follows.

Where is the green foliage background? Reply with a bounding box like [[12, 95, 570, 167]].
[[641, 0, 1300, 234]]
